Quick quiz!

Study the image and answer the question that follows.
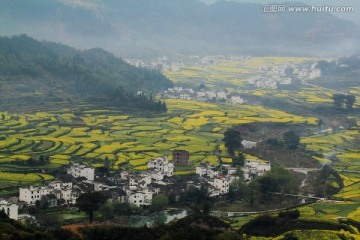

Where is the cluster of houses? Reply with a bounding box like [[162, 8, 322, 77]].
[[0, 157, 175, 220], [248, 62, 321, 89], [161, 87, 245, 104], [125, 55, 248, 72], [242, 159, 271, 182], [194, 159, 271, 197], [0, 150, 271, 221]]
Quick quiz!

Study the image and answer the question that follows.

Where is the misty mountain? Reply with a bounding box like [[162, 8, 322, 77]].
[[1, 0, 360, 57], [0, 35, 172, 111]]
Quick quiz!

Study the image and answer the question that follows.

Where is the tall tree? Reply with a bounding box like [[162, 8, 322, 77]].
[[256, 166, 298, 202], [150, 194, 169, 212], [232, 152, 245, 167], [186, 184, 210, 213], [332, 94, 345, 108], [282, 131, 300, 149], [332, 94, 356, 110], [345, 95, 356, 110], [228, 178, 247, 202], [222, 128, 242, 156], [76, 192, 106, 223]]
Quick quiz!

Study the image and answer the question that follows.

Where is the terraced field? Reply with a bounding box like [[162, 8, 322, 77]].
[[300, 129, 360, 201], [0, 99, 318, 186]]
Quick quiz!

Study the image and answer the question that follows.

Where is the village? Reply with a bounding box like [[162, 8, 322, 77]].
[[160, 87, 246, 104], [0, 150, 271, 222], [129, 55, 322, 103], [247, 61, 322, 89], [125, 55, 248, 72], [126, 55, 321, 90]]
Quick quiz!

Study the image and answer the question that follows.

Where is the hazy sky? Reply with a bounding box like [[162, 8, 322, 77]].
[[60, 0, 359, 26], [200, 0, 360, 25]]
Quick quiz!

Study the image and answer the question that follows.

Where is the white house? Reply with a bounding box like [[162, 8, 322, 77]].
[[309, 69, 321, 80], [185, 88, 195, 94], [211, 177, 233, 195], [49, 180, 72, 190], [149, 171, 166, 181], [257, 162, 271, 173], [126, 187, 157, 207], [279, 78, 292, 85], [195, 166, 207, 176], [245, 159, 271, 172], [174, 87, 183, 92], [241, 140, 257, 149], [0, 199, 18, 220], [120, 170, 129, 180], [217, 91, 227, 100], [242, 159, 271, 182], [128, 191, 151, 207], [298, 70, 309, 79], [230, 96, 245, 104], [197, 91, 206, 98], [67, 163, 95, 181], [148, 156, 174, 177], [206, 91, 217, 99], [195, 164, 219, 178], [60, 188, 78, 205], [180, 93, 191, 100], [19, 186, 52, 205], [19, 180, 84, 205]]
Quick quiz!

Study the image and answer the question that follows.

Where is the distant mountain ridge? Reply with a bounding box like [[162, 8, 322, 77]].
[[0, 0, 359, 57], [0, 35, 173, 111]]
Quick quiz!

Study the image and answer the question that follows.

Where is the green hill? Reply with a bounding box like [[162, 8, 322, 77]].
[[0, 35, 173, 111]]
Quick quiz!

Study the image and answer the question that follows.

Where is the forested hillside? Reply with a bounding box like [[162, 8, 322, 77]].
[[0, 35, 172, 111]]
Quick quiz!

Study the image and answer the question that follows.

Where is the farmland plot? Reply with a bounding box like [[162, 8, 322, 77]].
[[0, 99, 318, 186]]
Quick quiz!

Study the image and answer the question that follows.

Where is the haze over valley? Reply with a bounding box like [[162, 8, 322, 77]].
[[0, 1, 360, 239], [1, 0, 360, 57]]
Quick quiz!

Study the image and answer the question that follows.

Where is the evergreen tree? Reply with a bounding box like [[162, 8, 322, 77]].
[[76, 192, 106, 223], [282, 131, 300, 149], [345, 95, 356, 110], [222, 128, 242, 156]]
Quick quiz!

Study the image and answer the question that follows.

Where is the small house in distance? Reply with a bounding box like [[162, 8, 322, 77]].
[[147, 156, 174, 177], [0, 199, 18, 220], [67, 163, 95, 181], [172, 150, 190, 166]]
